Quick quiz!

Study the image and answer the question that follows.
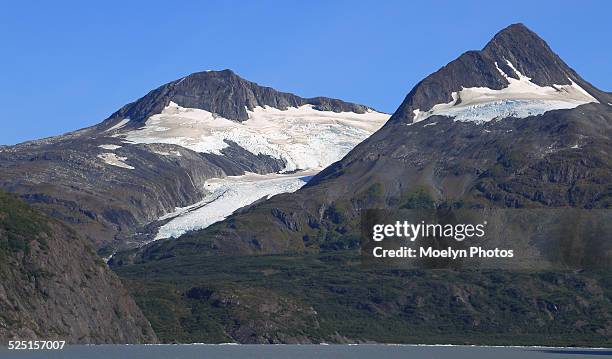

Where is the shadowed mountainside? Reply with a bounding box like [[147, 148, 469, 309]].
[[0, 191, 157, 343]]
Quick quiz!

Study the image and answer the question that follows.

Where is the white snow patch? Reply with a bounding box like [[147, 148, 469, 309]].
[[98, 144, 122, 150], [104, 118, 130, 132], [152, 150, 182, 157], [124, 102, 389, 172], [413, 109, 422, 120], [155, 171, 314, 240], [97, 153, 134, 170], [412, 60, 598, 124]]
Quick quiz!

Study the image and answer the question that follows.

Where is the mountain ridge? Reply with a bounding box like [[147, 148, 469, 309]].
[[100, 69, 376, 132]]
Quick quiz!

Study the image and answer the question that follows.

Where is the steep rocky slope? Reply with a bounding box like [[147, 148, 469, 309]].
[[0, 191, 157, 343]]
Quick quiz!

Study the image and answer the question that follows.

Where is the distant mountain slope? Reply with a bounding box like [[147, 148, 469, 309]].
[[0, 71, 387, 250], [122, 23, 611, 258], [0, 191, 156, 343]]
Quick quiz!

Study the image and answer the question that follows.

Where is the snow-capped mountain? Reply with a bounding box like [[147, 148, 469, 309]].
[[393, 24, 607, 124], [0, 70, 388, 249], [101, 69, 373, 128], [127, 23, 612, 257], [98, 69, 387, 174]]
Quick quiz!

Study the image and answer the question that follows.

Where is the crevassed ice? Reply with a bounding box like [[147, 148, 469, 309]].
[[154, 171, 314, 240], [123, 102, 389, 172], [413, 60, 598, 124], [117, 102, 388, 239]]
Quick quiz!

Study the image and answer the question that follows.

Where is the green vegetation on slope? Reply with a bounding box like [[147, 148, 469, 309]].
[[114, 251, 612, 346], [0, 191, 50, 258]]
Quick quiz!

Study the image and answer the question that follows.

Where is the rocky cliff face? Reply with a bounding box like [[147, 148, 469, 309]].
[[0, 191, 157, 343]]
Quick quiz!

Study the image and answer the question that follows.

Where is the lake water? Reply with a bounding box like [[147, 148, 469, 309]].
[[1, 345, 611, 359]]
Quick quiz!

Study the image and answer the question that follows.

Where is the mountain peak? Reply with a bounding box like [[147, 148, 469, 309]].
[[481, 23, 572, 87], [101, 70, 373, 130], [183, 68, 238, 79], [488, 22, 532, 40], [484, 23, 542, 55], [390, 23, 603, 124]]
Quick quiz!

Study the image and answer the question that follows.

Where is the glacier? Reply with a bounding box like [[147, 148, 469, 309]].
[[123, 102, 389, 172], [155, 171, 314, 240], [113, 104, 389, 239]]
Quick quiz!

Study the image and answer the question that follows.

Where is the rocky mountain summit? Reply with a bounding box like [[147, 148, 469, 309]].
[[101, 69, 372, 128], [392, 23, 609, 124]]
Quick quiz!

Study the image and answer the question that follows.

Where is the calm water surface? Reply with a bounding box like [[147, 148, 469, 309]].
[[0, 344, 611, 359]]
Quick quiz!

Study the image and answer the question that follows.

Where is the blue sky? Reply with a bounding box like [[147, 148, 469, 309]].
[[1, 0, 610, 144]]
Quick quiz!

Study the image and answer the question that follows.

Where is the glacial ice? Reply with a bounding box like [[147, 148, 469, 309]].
[[154, 171, 314, 240], [412, 60, 598, 124], [123, 102, 389, 172], [119, 104, 389, 240]]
